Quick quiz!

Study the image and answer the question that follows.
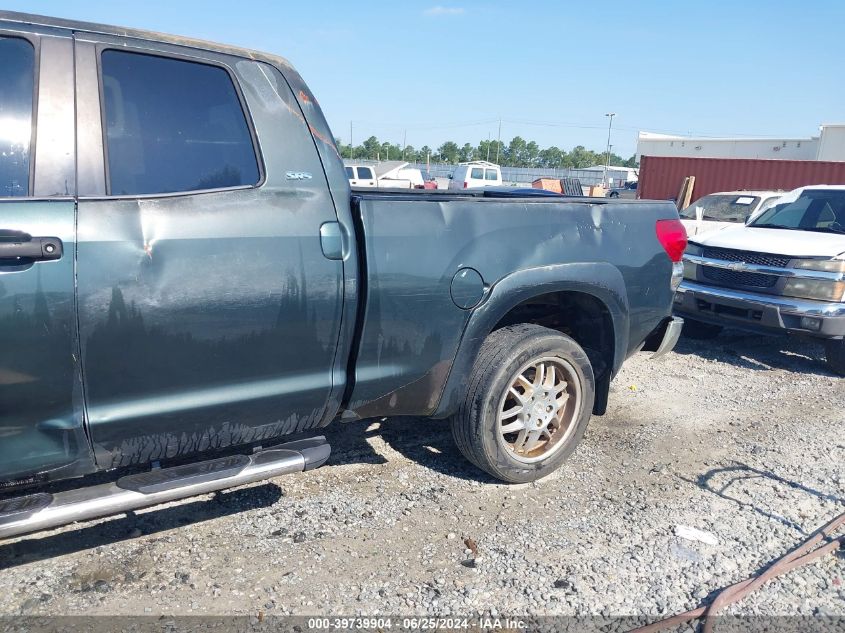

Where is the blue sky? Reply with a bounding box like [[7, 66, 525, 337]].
[[5, 0, 844, 157]]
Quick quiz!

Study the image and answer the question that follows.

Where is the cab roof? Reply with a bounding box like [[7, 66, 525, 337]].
[[0, 10, 293, 69]]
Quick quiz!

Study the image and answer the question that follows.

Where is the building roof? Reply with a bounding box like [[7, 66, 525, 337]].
[[0, 11, 293, 69], [580, 165, 638, 173], [638, 130, 814, 143]]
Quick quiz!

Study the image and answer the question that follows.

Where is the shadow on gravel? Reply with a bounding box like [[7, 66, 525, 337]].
[[0, 483, 283, 570], [681, 462, 845, 535], [324, 417, 499, 484], [673, 329, 834, 377]]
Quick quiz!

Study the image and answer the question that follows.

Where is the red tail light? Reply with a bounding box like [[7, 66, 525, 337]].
[[655, 219, 687, 262], [463, 182, 468, 189]]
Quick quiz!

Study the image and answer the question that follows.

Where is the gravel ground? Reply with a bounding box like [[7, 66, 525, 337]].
[[0, 329, 843, 624]]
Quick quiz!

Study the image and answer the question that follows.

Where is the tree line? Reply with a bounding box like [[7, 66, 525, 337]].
[[336, 135, 638, 169]]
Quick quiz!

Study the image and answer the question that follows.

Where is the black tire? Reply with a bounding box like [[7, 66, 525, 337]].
[[824, 339, 845, 376], [451, 324, 595, 483], [682, 318, 723, 340], [609, 191, 619, 198]]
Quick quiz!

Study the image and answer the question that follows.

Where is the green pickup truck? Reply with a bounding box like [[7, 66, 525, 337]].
[[0, 12, 685, 538]]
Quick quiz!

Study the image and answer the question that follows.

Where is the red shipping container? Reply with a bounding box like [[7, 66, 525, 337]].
[[638, 156, 845, 204]]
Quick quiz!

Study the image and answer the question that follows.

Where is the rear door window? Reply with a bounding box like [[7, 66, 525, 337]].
[[0, 36, 35, 197], [357, 167, 374, 180], [484, 169, 498, 181], [470, 167, 484, 180], [101, 50, 260, 196]]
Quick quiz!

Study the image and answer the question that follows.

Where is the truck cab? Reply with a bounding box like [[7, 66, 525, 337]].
[[345, 165, 377, 187]]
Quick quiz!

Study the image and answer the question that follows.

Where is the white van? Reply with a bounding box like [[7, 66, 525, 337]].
[[448, 161, 502, 189], [346, 165, 377, 188]]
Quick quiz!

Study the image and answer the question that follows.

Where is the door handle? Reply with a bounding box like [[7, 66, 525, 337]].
[[0, 230, 63, 263]]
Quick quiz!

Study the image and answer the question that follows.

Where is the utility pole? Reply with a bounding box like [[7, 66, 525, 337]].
[[495, 118, 502, 164], [349, 121, 353, 158], [603, 113, 616, 188], [486, 132, 491, 162], [402, 129, 407, 161]]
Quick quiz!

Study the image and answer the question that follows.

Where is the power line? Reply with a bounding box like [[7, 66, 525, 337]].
[[347, 116, 804, 140]]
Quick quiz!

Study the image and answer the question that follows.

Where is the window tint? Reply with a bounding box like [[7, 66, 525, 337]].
[[345, 166, 354, 178], [485, 169, 498, 181], [0, 37, 34, 197], [101, 50, 259, 195], [358, 167, 374, 180], [470, 167, 484, 179]]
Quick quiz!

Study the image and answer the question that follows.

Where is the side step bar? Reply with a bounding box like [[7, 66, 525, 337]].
[[0, 436, 330, 540]]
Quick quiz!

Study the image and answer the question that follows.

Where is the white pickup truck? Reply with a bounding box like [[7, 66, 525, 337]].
[[675, 185, 845, 375]]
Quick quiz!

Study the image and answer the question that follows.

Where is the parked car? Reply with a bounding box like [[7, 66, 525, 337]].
[[679, 190, 783, 236], [606, 181, 638, 199], [676, 185, 845, 374], [448, 161, 502, 189], [0, 11, 685, 538], [346, 165, 377, 187]]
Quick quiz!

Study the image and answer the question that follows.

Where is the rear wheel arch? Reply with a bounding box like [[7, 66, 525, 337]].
[[431, 264, 629, 419]]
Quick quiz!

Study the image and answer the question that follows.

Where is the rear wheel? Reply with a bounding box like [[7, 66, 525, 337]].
[[824, 339, 845, 376], [451, 324, 595, 483], [682, 318, 723, 340]]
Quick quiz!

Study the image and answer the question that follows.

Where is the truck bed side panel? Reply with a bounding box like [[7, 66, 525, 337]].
[[346, 196, 678, 419]]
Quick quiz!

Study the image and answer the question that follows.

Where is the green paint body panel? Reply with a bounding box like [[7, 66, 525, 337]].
[[0, 200, 95, 483]]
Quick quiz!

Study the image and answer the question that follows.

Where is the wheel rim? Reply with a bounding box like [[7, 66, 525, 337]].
[[496, 356, 582, 464]]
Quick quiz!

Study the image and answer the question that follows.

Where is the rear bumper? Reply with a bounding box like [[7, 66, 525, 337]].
[[641, 316, 684, 358], [675, 281, 845, 339]]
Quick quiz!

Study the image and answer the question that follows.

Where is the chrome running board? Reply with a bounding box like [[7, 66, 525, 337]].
[[0, 436, 330, 539]]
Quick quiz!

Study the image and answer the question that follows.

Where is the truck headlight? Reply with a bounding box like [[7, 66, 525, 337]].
[[784, 258, 845, 301], [782, 278, 845, 302], [791, 258, 845, 273]]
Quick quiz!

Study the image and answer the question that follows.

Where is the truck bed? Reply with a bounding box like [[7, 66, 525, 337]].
[[341, 192, 679, 421]]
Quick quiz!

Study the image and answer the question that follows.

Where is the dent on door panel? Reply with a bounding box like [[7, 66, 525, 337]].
[[77, 190, 343, 469], [75, 54, 344, 469]]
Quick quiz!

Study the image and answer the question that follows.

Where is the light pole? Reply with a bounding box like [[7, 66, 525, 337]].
[[495, 118, 502, 164], [603, 113, 615, 188]]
